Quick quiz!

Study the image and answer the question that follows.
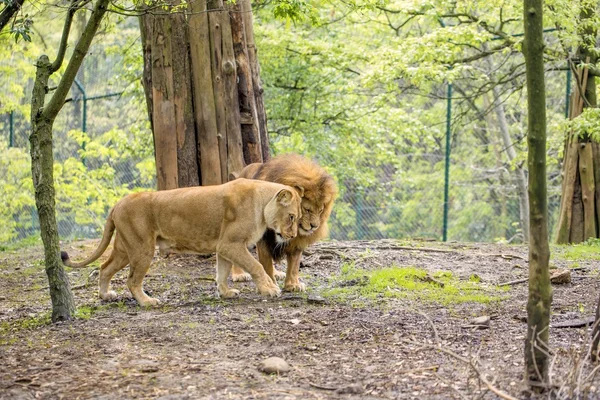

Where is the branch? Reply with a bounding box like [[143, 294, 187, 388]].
[[49, 0, 82, 73], [0, 0, 25, 33], [43, 0, 110, 120]]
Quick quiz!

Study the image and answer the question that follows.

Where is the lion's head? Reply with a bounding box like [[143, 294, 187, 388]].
[[249, 154, 337, 247], [264, 187, 302, 242]]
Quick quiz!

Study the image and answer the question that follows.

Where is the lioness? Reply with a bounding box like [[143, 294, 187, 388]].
[[230, 154, 337, 292], [61, 179, 302, 306]]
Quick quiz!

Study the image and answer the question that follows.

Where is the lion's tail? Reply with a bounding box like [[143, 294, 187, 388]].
[[61, 207, 116, 268]]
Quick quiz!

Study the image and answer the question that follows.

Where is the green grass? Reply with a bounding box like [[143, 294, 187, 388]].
[[554, 239, 600, 261], [0, 236, 41, 252], [0, 312, 51, 345], [323, 263, 506, 306]]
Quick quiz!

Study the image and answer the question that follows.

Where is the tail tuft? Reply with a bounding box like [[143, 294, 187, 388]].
[[60, 251, 70, 264]]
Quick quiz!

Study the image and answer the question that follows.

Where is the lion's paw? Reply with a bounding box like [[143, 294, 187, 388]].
[[231, 271, 252, 282], [219, 288, 240, 299], [139, 297, 161, 307], [284, 281, 306, 293], [100, 290, 119, 302], [273, 269, 287, 281], [258, 282, 281, 297]]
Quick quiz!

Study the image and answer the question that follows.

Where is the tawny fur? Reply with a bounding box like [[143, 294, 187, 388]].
[[230, 154, 337, 291], [61, 179, 302, 306]]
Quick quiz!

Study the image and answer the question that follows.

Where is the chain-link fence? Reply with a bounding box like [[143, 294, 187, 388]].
[[1, 32, 568, 246]]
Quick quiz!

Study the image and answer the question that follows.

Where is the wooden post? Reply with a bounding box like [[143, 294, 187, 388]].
[[229, 0, 263, 164], [148, 14, 179, 190], [189, 0, 223, 185]]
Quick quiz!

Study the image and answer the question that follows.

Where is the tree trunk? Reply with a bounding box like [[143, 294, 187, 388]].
[[491, 86, 530, 241], [30, 56, 75, 322], [140, 1, 267, 186], [523, 0, 551, 388], [29, 0, 110, 322]]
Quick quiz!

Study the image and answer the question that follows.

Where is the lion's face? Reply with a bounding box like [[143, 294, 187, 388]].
[[298, 197, 325, 236], [265, 188, 302, 242]]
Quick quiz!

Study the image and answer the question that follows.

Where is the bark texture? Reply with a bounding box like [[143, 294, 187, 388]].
[[29, 0, 110, 322], [523, 0, 551, 388], [140, 0, 267, 187]]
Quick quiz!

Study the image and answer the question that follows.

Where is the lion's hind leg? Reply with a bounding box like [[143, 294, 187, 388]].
[[230, 265, 252, 282], [126, 241, 160, 307], [98, 238, 129, 302]]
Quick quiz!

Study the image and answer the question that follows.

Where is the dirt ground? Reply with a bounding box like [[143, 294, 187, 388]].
[[1, 239, 600, 399]]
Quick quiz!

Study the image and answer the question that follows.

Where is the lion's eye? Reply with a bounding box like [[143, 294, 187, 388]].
[[289, 214, 295, 222]]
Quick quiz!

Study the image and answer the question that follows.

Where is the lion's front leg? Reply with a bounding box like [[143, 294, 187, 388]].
[[216, 255, 240, 298], [218, 244, 281, 297], [284, 250, 305, 292]]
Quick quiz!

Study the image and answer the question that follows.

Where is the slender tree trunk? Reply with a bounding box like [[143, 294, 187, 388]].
[[490, 86, 530, 241], [523, 0, 551, 388], [30, 56, 75, 322], [29, 0, 110, 322]]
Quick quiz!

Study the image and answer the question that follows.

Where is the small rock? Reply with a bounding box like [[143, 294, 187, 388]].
[[0, 296, 6, 301], [551, 269, 571, 284], [469, 316, 490, 329], [258, 357, 291, 374], [307, 295, 326, 305], [141, 366, 159, 373], [289, 318, 301, 325]]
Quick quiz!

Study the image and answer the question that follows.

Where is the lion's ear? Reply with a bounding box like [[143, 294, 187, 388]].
[[294, 186, 305, 197], [276, 188, 294, 206]]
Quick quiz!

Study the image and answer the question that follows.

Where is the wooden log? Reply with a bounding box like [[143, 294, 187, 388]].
[[220, 8, 245, 178], [240, 0, 270, 161], [592, 142, 600, 237], [149, 14, 178, 190], [578, 142, 596, 240], [189, 0, 222, 185], [208, 6, 229, 183], [570, 168, 584, 243], [171, 5, 200, 187], [556, 134, 579, 243], [228, 1, 263, 164]]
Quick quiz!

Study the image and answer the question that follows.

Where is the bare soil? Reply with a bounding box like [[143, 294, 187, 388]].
[[1, 239, 599, 399]]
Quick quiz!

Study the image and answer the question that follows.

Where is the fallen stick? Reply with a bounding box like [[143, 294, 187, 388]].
[[551, 317, 595, 329], [308, 381, 337, 391], [497, 278, 528, 286]]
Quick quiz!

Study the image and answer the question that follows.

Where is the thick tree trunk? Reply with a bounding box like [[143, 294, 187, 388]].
[[523, 0, 551, 388], [140, 0, 266, 185], [29, 0, 110, 322]]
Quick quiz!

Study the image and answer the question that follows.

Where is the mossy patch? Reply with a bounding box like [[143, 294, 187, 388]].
[[0, 312, 51, 344], [323, 263, 506, 306], [554, 239, 600, 261]]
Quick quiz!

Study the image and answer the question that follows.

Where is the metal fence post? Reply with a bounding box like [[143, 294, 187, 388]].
[[357, 190, 363, 240], [9, 111, 14, 147], [442, 82, 452, 242]]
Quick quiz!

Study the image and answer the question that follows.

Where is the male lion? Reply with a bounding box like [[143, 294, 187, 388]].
[[61, 179, 302, 306], [230, 154, 337, 291]]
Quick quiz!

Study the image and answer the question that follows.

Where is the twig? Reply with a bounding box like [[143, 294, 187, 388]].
[[416, 311, 441, 344], [308, 381, 337, 391], [551, 317, 595, 329], [497, 278, 528, 286], [399, 365, 439, 374], [492, 253, 527, 261], [402, 339, 520, 400]]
